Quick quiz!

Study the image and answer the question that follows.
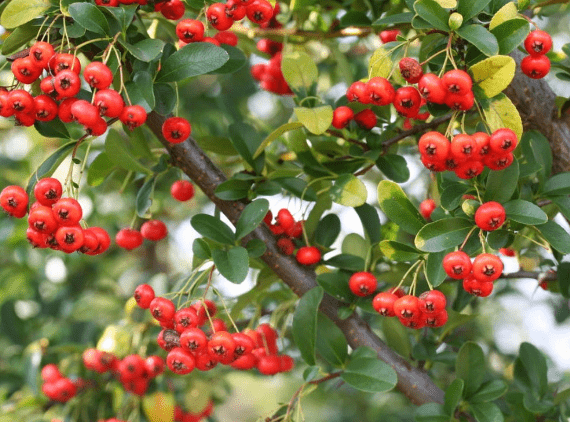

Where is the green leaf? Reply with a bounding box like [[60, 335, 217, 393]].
[[436, 0, 457, 7], [342, 234, 370, 262], [314, 214, 341, 247], [133, 71, 156, 110], [543, 173, 570, 197], [26, 141, 75, 193], [192, 238, 211, 260], [355, 203, 381, 244], [456, 342, 486, 397], [135, 177, 156, 218], [253, 122, 304, 159], [125, 39, 165, 62], [503, 200, 548, 225], [229, 122, 265, 174], [491, 18, 530, 55], [341, 357, 397, 392], [1, 23, 36, 55], [190, 214, 235, 244], [379, 240, 421, 262], [415, 218, 473, 252], [382, 317, 412, 358], [339, 11, 371, 27], [329, 174, 368, 207], [153, 83, 177, 115], [373, 12, 415, 26], [87, 152, 115, 187], [316, 272, 354, 302], [376, 154, 410, 183], [214, 179, 252, 200], [457, 25, 499, 56], [470, 380, 508, 403], [414, 0, 450, 31], [68, 3, 110, 35], [368, 47, 394, 79], [212, 247, 249, 284], [469, 55, 516, 98], [520, 131, 551, 184], [1, 0, 50, 28], [444, 379, 465, 415], [415, 403, 449, 422], [292, 287, 324, 366], [484, 158, 519, 203], [487, 230, 513, 249], [105, 130, 152, 174], [294, 106, 333, 135], [441, 183, 470, 210], [210, 44, 246, 74], [324, 254, 365, 272], [274, 177, 317, 201], [281, 51, 318, 93], [426, 250, 448, 287], [558, 262, 570, 299], [552, 196, 570, 221], [245, 239, 266, 258], [480, 93, 523, 140], [489, 1, 518, 29], [470, 402, 504, 422], [103, 4, 137, 31], [377, 180, 425, 235], [235, 199, 270, 241], [156, 43, 229, 83], [142, 392, 175, 422], [535, 221, 570, 254], [316, 314, 348, 367], [34, 120, 70, 139], [457, 0, 492, 21]]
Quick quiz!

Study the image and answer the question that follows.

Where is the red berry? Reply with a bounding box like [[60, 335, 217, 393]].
[[489, 128, 517, 154], [49, 378, 77, 402], [276, 237, 294, 255], [55, 225, 85, 253], [54, 70, 81, 98], [208, 331, 236, 363], [367, 77, 395, 106], [399, 57, 423, 84], [1, 185, 28, 218], [379, 29, 400, 43], [346, 81, 370, 104], [115, 228, 144, 250], [162, 116, 191, 143], [134, 284, 155, 309], [49, 53, 81, 75], [443, 250, 472, 279], [474, 201, 506, 231], [141, 220, 168, 241], [393, 86, 422, 118], [52, 197, 82, 226], [120, 105, 147, 130], [58, 98, 78, 123], [441, 70, 472, 95], [450, 134, 478, 163], [150, 297, 176, 322], [207, 3, 234, 30], [215, 31, 239, 46], [354, 109, 377, 130], [418, 131, 450, 161], [171, 180, 194, 201], [421, 155, 446, 172], [246, 0, 273, 25], [11, 56, 42, 84], [33, 95, 58, 122], [445, 91, 474, 111], [398, 312, 425, 329], [41, 364, 62, 383], [418, 73, 446, 104], [226, 0, 247, 20], [83, 227, 111, 255], [521, 54, 551, 79], [393, 295, 421, 319], [455, 160, 484, 179], [463, 275, 494, 297], [7, 89, 35, 114], [176, 19, 205, 43], [499, 247, 515, 257], [257, 355, 281, 375], [30, 41, 55, 69], [173, 307, 199, 333], [93, 89, 125, 118], [419, 199, 436, 220], [28, 205, 58, 234], [296, 246, 321, 265], [180, 327, 208, 352], [348, 272, 377, 297], [484, 152, 514, 170], [372, 292, 398, 316], [232, 332, 256, 358], [161, 0, 185, 20], [145, 356, 165, 377], [71, 100, 100, 127], [418, 290, 446, 314], [84, 62, 113, 90], [472, 253, 503, 282], [167, 348, 195, 374], [524, 30, 552, 56], [423, 309, 448, 327], [276, 208, 295, 230], [331, 106, 354, 129]]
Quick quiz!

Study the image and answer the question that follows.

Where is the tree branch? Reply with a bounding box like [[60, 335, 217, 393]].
[[145, 111, 445, 406]]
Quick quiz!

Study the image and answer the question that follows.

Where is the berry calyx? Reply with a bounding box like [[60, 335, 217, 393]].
[[372, 292, 398, 316], [418, 290, 446, 314]]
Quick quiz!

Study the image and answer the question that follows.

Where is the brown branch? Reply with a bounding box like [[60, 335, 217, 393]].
[[326, 129, 370, 151], [145, 111, 445, 406], [231, 23, 373, 42]]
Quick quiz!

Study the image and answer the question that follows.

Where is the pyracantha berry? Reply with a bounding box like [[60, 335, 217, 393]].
[[372, 292, 398, 316], [472, 253, 503, 282], [419, 199, 436, 220], [474, 201, 506, 231], [521, 55, 550, 79], [134, 284, 155, 309], [331, 106, 354, 129], [296, 246, 321, 265], [524, 30, 552, 56], [170, 180, 194, 201], [115, 228, 144, 250], [443, 250, 472, 279], [348, 272, 377, 297], [399, 57, 423, 84]]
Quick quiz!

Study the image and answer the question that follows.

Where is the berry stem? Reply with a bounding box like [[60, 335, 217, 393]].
[[459, 226, 478, 251], [478, 229, 488, 254], [394, 260, 422, 291], [212, 286, 239, 332], [420, 48, 446, 67]]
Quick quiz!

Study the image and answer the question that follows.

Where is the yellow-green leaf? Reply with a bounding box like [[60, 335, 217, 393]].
[[281, 51, 318, 92], [470, 55, 515, 98], [436, 0, 457, 7], [253, 121, 304, 158], [294, 106, 333, 135], [329, 174, 368, 207], [96, 325, 133, 359], [368, 47, 393, 79], [142, 392, 175, 422], [1, 0, 50, 28], [489, 2, 518, 30], [481, 93, 523, 140]]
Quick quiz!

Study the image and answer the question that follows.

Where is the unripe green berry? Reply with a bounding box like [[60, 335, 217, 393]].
[[448, 12, 463, 30]]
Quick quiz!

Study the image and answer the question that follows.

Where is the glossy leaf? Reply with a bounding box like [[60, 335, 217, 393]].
[[316, 314, 348, 367], [190, 214, 235, 245], [315, 214, 341, 247], [489, 1, 518, 29], [235, 199, 270, 240], [212, 247, 249, 284], [470, 402, 504, 422], [1, 23, 36, 54], [368, 47, 393, 79], [415, 218, 473, 252], [377, 180, 425, 235], [294, 106, 334, 135], [481, 93, 523, 140], [535, 221, 570, 254], [425, 250, 448, 287], [457, 25, 499, 57], [484, 158, 519, 203], [281, 51, 318, 92], [316, 272, 354, 302], [457, 0, 492, 21], [211, 45, 246, 74], [136, 176, 156, 218], [125, 39, 165, 62], [214, 179, 252, 200], [153, 83, 177, 115], [324, 254, 365, 272], [469, 380, 508, 403], [156, 43, 229, 83], [376, 154, 410, 183], [520, 131, 552, 184], [441, 183, 470, 210], [1, 0, 50, 28], [415, 403, 449, 422], [34, 120, 70, 139], [329, 174, 368, 207], [245, 239, 266, 258], [355, 203, 381, 244], [68, 3, 111, 35], [491, 18, 530, 55], [379, 241, 421, 262], [192, 238, 211, 260], [456, 342, 486, 397], [373, 12, 415, 26], [229, 122, 265, 174], [253, 122, 304, 159], [341, 357, 397, 392], [414, 0, 450, 31], [469, 55, 516, 98], [292, 286, 324, 366], [87, 152, 115, 187], [382, 317, 412, 358], [26, 141, 75, 193], [558, 262, 570, 299], [543, 172, 570, 197], [503, 200, 547, 225], [105, 130, 152, 174], [274, 177, 317, 201], [444, 379, 464, 415]]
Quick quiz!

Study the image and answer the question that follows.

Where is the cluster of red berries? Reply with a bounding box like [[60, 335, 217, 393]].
[[115, 219, 168, 250], [40, 363, 81, 402], [134, 284, 295, 376], [521, 30, 552, 79], [0, 179, 111, 254], [444, 251, 504, 297], [372, 288, 448, 329], [82, 349, 165, 396], [174, 401, 214, 422], [175, 19, 238, 47], [418, 128, 517, 177], [263, 209, 323, 266], [206, 0, 274, 31], [6, 42, 147, 133], [250, 52, 292, 96]]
